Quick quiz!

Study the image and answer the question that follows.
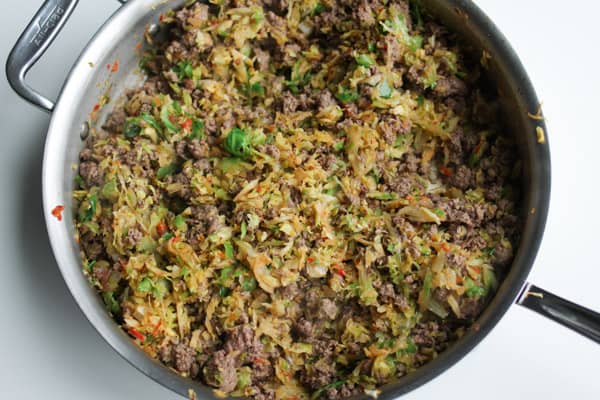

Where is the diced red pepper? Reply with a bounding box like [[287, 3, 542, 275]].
[[156, 221, 168, 236], [306, 257, 315, 263], [111, 60, 119, 73], [152, 320, 162, 336], [336, 268, 346, 278], [92, 103, 100, 112], [441, 242, 450, 252], [253, 357, 268, 365], [439, 166, 453, 177], [51, 205, 65, 221], [181, 118, 193, 132], [129, 327, 145, 341], [159, 14, 164, 22]]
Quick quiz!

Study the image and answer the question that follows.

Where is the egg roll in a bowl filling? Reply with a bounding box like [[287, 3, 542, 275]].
[[74, 0, 521, 398]]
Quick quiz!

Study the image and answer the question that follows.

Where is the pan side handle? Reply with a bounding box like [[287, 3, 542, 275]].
[[6, 0, 81, 112], [517, 283, 600, 344]]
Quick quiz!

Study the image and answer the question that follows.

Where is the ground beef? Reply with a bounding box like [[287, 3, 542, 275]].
[[252, 359, 274, 382], [448, 165, 473, 189], [250, 386, 275, 400], [126, 227, 142, 248], [400, 152, 420, 173], [254, 47, 271, 71], [434, 76, 468, 98], [102, 109, 127, 133], [319, 153, 338, 171], [386, 173, 414, 197], [186, 205, 221, 245], [258, 144, 280, 159], [292, 318, 314, 339], [202, 350, 237, 392], [493, 243, 513, 266], [224, 324, 263, 361], [317, 89, 337, 110], [354, 1, 376, 27], [79, 161, 103, 187], [281, 91, 299, 113], [377, 282, 408, 309], [325, 383, 360, 400], [319, 298, 338, 320], [173, 343, 197, 375], [186, 139, 210, 160], [384, 35, 402, 65], [300, 362, 336, 390]]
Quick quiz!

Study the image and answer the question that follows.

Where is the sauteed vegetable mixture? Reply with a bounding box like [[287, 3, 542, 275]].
[[74, 0, 521, 398]]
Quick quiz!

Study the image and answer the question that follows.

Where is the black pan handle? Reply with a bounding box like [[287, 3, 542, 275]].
[[6, 0, 81, 112], [517, 283, 600, 344]]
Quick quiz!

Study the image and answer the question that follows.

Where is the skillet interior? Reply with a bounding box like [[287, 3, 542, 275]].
[[41, 0, 550, 398]]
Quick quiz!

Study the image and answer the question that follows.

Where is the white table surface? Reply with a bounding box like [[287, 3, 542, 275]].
[[1, 0, 598, 399]]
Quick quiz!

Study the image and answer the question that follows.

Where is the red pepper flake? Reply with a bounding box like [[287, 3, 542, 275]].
[[306, 256, 315, 263], [51, 205, 65, 221], [129, 327, 145, 341], [181, 118, 193, 132], [336, 268, 346, 278], [210, 19, 218, 26], [159, 13, 164, 22], [152, 320, 162, 336], [92, 103, 100, 112], [439, 166, 453, 177], [111, 59, 119, 73], [156, 221, 168, 236]]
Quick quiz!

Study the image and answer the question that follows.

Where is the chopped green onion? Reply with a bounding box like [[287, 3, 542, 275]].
[[378, 80, 393, 99], [190, 119, 205, 139], [160, 104, 180, 133], [174, 215, 186, 230], [174, 60, 193, 80], [355, 53, 375, 67], [224, 127, 253, 158], [335, 87, 359, 103], [81, 194, 97, 222], [157, 163, 179, 179], [141, 113, 162, 133], [312, 3, 325, 15], [123, 118, 141, 139], [465, 277, 487, 298], [240, 221, 248, 240], [224, 242, 234, 259], [138, 277, 153, 293], [241, 276, 257, 291]]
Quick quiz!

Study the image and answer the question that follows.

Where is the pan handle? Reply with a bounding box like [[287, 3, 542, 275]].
[[6, 0, 80, 113], [517, 283, 600, 344]]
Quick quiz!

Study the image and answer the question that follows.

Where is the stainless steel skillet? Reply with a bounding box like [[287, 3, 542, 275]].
[[6, 0, 600, 398]]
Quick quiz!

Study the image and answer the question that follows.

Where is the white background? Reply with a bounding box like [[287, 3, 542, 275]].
[[1, 0, 599, 399]]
